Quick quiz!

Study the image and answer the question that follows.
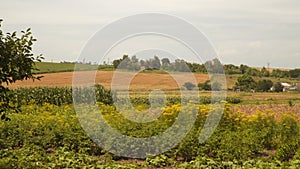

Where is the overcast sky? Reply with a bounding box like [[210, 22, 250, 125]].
[[1, 0, 300, 68]]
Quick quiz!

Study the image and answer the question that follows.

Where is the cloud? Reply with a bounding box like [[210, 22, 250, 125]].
[[1, 0, 300, 68]]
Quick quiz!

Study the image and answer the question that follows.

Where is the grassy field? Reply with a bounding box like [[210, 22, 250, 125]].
[[33, 62, 113, 73]]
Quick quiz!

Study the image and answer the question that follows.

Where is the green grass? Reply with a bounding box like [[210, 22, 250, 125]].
[[33, 62, 113, 74]]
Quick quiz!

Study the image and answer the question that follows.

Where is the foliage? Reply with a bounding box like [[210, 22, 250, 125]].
[[273, 82, 284, 92], [5, 86, 241, 106], [0, 20, 43, 120], [146, 154, 173, 167], [198, 80, 211, 91], [290, 69, 300, 78], [198, 80, 223, 91], [111, 54, 300, 79], [211, 81, 222, 91], [235, 74, 256, 91], [204, 58, 224, 74], [1, 101, 300, 167], [8, 84, 113, 106], [183, 82, 196, 90], [256, 79, 273, 92], [33, 62, 103, 74]]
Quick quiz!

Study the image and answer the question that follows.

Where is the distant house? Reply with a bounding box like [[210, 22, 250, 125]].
[[270, 82, 296, 92], [281, 82, 292, 92]]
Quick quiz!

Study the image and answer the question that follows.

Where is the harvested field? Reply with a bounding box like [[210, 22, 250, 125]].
[[10, 71, 209, 91]]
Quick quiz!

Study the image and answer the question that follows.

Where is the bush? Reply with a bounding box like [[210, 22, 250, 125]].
[[256, 79, 273, 92], [198, 80, 211, 91], [183, 82, 196, 90]]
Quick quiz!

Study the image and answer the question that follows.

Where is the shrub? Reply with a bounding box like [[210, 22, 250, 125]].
[[183, 82, 196, 90]]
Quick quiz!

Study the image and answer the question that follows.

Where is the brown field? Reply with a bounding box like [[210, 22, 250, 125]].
[[10, 70, 210, 91], [9, 71, 300, 105]]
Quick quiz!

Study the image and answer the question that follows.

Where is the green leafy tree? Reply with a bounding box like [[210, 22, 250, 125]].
[[235, 75, 256, 91], [198, 80, 211, 91], [161, 58, 170, 70], [183, 82, 196, 90], [273, 82, 284, 92], [271, 69, 289, 78], [0, 20, 43, 120], [256, 79, 273, 92], [204, 58, 224, 74], [260, 67, 270, 77], [289, 69, 300, 79], [240, 64, 249, 74]]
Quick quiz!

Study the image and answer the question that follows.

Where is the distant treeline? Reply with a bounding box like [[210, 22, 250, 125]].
[[112, 55, 300, 79]]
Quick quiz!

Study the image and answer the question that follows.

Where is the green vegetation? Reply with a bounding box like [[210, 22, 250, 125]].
[[183, 82, 196, 90], [5, 86, 241, 106], [256, 79, 273, 92], [111, 55, 300, 80], [1, 100, 300, 168], [0, 20, 43, 120], [33, 62, 114, 74], [235, 74, 256, 91], [2, 20, 300, 168]]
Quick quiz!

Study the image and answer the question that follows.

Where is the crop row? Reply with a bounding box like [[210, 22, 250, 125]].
[[5, 85, 241, 106]]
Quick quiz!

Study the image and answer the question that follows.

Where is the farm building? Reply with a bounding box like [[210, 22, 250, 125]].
[[281, 82, 292, 92], [270, 82, 299, 92]]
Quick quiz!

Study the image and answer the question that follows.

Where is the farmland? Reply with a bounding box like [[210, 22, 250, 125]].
[[8, 69, 300, 105], [2, 93, 300, 168], [2, 63, 300, 168], [33, 62, 99, 74]]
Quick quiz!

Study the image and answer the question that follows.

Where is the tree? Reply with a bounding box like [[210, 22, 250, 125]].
[[183, 82, 196, 90], [204, 58, 224, 74], [151, 56, 161, 69], [256, 79, 273, 92], [211, 81, 222, 91], [289, 69, 300, 79], [260, 67, 270, 77], [271, 69, 289, 78], [273, 82, 284, 92], [235, 75, 256, 91], [198, 80, 211, 91], [224, 64, 241, 74], [161, 58, 170, 70], [240, 64, 249, 74], [0, 20, 43, 120], [112, 59, 122, 68]]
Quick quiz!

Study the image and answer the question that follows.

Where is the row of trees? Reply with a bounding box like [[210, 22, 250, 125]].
[[112, 55, 300, 79], [182, 75, 285, 92], [112, 55, 224, 73], [183, 80, 223, 91], [113, 55, 191, 72], [234, 75, 284, 92]]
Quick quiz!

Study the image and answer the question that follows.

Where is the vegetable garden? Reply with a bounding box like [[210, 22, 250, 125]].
[[1, 85, 300, 168]]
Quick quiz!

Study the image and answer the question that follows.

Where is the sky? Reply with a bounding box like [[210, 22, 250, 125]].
[[1, 0, 300, 68]]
